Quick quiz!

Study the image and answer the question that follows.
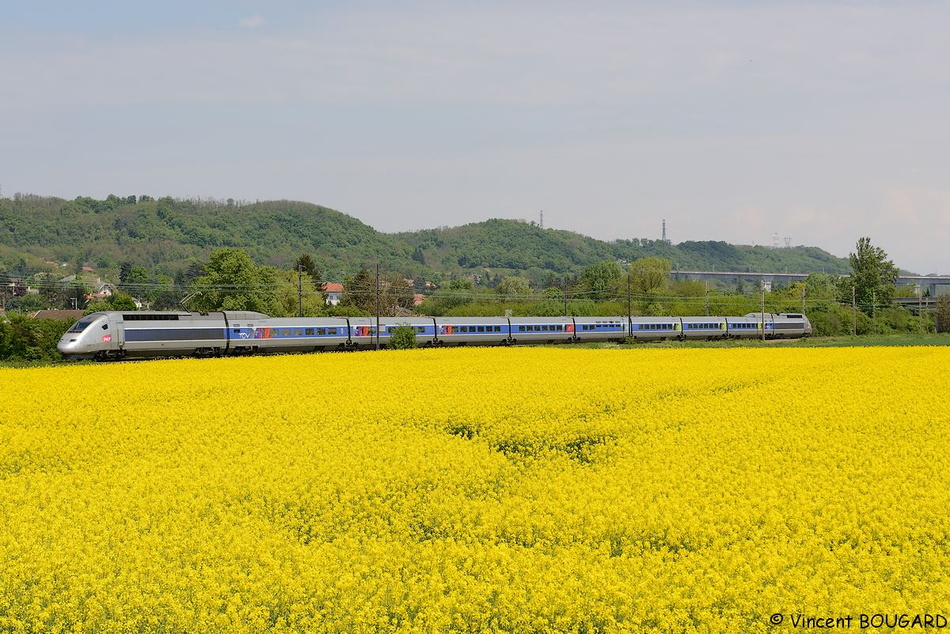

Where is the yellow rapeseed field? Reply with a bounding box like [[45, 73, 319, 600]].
[[2, 347, 950, 632]]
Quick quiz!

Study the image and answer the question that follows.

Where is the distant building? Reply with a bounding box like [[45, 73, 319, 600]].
[[324, 283, 344, 306], [83, 279, 116, 304], [31, 309, 84, 321]]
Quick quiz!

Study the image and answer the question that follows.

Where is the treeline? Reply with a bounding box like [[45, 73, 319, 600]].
[[0, 194, 851, 293], [0, 314, 71, 362], [1, 238, 943, 362]]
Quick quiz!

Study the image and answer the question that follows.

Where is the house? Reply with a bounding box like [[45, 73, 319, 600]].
[[85, 279, 116, 303], [324, 283, 344, 306], [31, 309, 85, 321]]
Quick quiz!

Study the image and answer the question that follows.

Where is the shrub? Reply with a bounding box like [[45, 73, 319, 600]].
[[388, 325, 417, 350]]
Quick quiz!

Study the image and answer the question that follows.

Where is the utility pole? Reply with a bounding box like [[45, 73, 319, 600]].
[[851, 285, 858, 337], [627, 270, 632, 324], [705, 280, 709, 316], [761, 285, 766, 342], [297, 265, 303, 318], [872, 290, 876, 330], [563, 283, 568, 317], [918, 285, 923, 334], [375, 263, 381, 351]]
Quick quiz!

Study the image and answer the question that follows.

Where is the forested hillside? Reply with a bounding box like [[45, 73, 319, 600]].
[[0, 193, 849, 285]]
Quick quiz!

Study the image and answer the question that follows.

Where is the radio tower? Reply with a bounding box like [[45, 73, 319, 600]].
[[540, 210, 544, 229], [662, 219, 670, 244]]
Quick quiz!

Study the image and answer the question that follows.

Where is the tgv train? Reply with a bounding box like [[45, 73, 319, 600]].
[[57, 311, 812, 360]]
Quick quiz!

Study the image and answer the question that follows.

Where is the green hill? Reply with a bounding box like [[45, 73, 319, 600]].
[[0, 194, 850, 285]]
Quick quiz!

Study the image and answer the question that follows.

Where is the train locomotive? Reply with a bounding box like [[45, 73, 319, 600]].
[[57, 311, 812, 360]]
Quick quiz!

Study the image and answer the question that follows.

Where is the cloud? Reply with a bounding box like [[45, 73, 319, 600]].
[[238, 15, 266, 29]]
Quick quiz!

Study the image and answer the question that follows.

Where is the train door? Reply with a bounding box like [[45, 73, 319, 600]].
[[110, 314, 125, 350]]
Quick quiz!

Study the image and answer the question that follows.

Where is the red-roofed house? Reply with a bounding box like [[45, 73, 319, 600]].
[[324, 283, 344, 306]]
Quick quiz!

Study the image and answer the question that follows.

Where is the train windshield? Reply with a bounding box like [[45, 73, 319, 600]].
[[67, 317, 98, 333]]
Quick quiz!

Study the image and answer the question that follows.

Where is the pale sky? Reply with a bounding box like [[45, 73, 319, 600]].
[[2, 1, 949, 273]]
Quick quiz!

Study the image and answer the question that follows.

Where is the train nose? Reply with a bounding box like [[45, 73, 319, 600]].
[[57, 336, 77, 355], [57, 335, 89, 358]]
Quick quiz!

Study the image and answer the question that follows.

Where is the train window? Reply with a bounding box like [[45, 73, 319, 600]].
[[305, 328, 314, 336], [233, 328, 241, 333], [330, 328, 337, 335], [477, 326, 485, 332], [293, 329, 302, 336], [280, 329, 289, 337]]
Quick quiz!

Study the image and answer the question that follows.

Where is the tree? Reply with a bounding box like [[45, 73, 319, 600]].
[[936, 295, 950, 333], [341, 268, 415, 317], [294, 254, 326, 304], [382, 275, 415, 315], [580, 260, 624, 301], [629, 257, 671, 295], [841, 237, 899, 315], [0, 314, 70, 361], [628, 257, 671, 313], [189, 248, 276, 313], [293, 254, 327, 310], [496, 276, 531, 300], [388, 324, 418, 349], [118, 264, 150, 298], [341, 266, 377, 314], [417, 279, 476, 315], [34, 273, 74, 309]]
